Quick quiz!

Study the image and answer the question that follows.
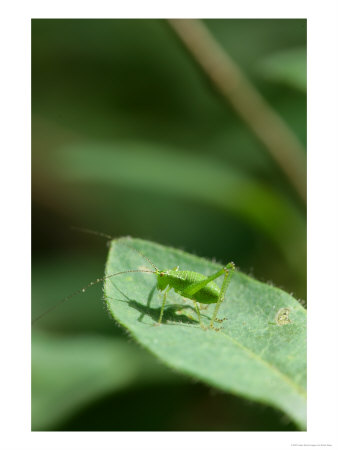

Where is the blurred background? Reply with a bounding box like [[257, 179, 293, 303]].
[[31, 19, 306, 431]]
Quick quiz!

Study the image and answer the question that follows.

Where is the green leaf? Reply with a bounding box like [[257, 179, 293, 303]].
[[255, 47, 306, 92], [104, 237, 307, 429], [32, 332, 179, 430]]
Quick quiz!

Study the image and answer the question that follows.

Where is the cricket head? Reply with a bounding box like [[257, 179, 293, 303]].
[[156, 270, 170, 291]]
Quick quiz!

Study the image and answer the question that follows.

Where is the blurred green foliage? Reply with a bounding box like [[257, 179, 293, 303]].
[[32, 18, 306, 431], [255, 47, 307, 92]]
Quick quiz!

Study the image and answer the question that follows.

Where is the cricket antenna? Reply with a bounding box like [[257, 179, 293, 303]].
[[32, 269, 155, 325], [71, 226, 160, 272], [71, 226, 113, 241], [119, 241, 159, 272]]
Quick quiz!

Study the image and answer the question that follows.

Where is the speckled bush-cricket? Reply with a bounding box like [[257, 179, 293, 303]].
[[32, 229, 235, 330]]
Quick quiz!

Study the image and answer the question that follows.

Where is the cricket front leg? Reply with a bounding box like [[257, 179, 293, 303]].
[[158, 286, 170, 324]]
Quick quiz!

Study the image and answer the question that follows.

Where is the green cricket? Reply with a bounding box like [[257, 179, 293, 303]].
[[32, 229, 235, 331], [108, 239, 235, 330], [153, 262, 235, 330]]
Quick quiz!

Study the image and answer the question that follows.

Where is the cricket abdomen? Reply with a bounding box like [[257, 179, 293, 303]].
[[164, 270, 220, 304]]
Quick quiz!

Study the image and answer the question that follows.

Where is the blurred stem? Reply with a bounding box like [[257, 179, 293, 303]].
[[168, 19, 306, 203]]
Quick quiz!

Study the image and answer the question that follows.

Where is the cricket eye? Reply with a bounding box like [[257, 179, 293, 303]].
[[160, 272, 164, 277]]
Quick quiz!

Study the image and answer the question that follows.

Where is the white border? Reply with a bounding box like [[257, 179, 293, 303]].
[[1, 1, 338, 449]]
